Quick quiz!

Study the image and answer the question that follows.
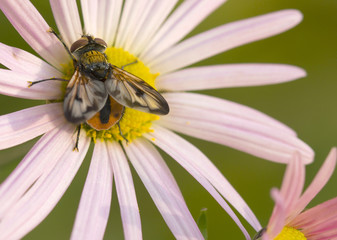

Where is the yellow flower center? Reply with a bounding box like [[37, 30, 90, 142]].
[[62, 47, 160, 143], [274, 226, 306, 240]]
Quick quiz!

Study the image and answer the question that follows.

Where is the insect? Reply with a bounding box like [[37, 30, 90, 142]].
[[29, 29, 169, 149]]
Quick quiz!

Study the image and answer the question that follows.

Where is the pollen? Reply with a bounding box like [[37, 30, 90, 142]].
[[274, 226, 306, 240], [81, 47, 160, 143]]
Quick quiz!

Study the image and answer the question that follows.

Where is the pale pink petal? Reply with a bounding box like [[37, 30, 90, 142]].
[[0, 70, 63, 100], [0, 103, 65, 150], [163, 92, 296, 135], [0, 42, 61, 78], [107, 141, 142, 240], [124, 138, 203, 240], [0, 128, 90, 240], [156, 64, 306, 91], [81, 0, 123, 46], [262, 232, 271, 240], [159, 92, 313, 164], [267, 188, 286, 239], [145, 124, 258, 236], [291, 148, 337, 217], [1, 0, 70, 69], [290, 197, 337, 234], [71, 141, 113, 240], [116, 0, 156, 50], [307, 225, 337, 240], [305, 219, 337, 240], [0, 123, 75, 218], [127, 1, 178, 55], [279, 153, 298, 200], [148, 10, 303, 74], [50, 0, 83, 47], [80, 0, 97, 36], [279, 153, 305, 219], [140, 0, 227, 62], [114, 0, 151, 49], [302, 218, 337, 240]]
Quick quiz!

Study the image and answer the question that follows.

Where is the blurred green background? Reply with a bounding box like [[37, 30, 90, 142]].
[[0, 0, 337, 239]]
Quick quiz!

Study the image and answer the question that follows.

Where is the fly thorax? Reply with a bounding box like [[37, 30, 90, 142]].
[[80, 50, 110, 79]]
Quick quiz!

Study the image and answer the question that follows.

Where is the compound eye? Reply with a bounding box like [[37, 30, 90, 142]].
[[70, 38, 89, 53], [94, 38, 107, 48]]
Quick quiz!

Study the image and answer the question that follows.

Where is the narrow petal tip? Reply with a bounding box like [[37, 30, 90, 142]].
[[288, 65, 307, 79], [302, 148, 315, 165], [326, 147, 337, 168], [329, 147, 337, 158], [279, 9, 303, 27]]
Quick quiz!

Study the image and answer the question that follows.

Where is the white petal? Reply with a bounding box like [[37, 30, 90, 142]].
[[139, 0, 227, 62], [1, 0, 70, 69], [80, 0, 97, 35], [127, 0, 178, 56], [156, 64, 306, 91], [145, 124, 260, 234], [107, 141, 142, 240], [0, 103, 65, 150], [124, 139, 203, 240], [114, 0, 151, 49], [71, 141, 113, 240], [117, 0, 155, 51], [99, 0, 123, 46], [0, 123, 75, 217], [159, 92, 314, 164], [0, 70, 63, 100], [81, 0, 123, 46], [0, 42, 61, 78], [149, 9, 303, 74], [0, 127, 90, 240], [50, 0, 83, 47]]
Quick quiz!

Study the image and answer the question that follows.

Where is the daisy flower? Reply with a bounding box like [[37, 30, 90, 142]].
[[0, 0, 314, 239], [254, 148, 337, 240]]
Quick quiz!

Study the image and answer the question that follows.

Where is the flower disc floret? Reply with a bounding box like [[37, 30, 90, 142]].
[[274, 227, 306, 240]]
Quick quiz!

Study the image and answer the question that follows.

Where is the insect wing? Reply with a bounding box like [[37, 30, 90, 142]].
[[105, 66, 169, 115], [64, 69, 108, 124]]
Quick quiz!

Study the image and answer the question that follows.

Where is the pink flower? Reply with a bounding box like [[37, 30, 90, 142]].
[[257, 148, 337, 240], [0, 0, 314, 239]]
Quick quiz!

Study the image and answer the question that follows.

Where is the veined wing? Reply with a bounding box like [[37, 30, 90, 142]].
[[105, 66, 169, 115], [64, 69, 108, 124]]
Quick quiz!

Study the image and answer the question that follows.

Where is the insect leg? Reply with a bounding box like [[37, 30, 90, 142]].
[[117, 122, 129, 143], [28, 78, 68, 87], [48, 28, 76, 62], [252, 228, 266, 240], [121, 60, 138, 70], [73, 124, 82, 151]]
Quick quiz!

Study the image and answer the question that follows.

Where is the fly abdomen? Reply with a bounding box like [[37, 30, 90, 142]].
[[99, 97, 111, 124], [86, 96, 124, 131]]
